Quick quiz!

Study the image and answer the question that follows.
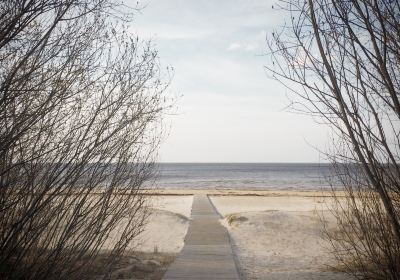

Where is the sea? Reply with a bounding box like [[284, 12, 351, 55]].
[[151, 163, 342, 190]]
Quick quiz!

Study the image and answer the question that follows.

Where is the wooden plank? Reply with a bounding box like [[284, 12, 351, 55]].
[[163, 195, 240, 280]]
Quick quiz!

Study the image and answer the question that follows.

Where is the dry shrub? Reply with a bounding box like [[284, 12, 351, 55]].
[[268, 1, 400, 279], [323, 164, 400, 279], [0, 1, 171, 279]]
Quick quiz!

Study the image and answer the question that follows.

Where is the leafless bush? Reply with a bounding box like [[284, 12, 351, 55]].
[[267, 0, 400, 279], [0, 1, 170, 279]]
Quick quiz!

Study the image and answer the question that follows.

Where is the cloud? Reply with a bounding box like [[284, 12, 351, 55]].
[[227, 42, 257, 51], [245, 44, 257, 51], [133, 24, 214, 40], [130, 0, 327, 162], [227, 42, 242, 50], [171, 54, 271, 97]]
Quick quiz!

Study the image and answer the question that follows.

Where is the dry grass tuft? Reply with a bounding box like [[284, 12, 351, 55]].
[[225, 214, 248, 226]]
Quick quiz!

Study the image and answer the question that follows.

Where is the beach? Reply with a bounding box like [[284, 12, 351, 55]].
[[130, 189, 350, 280]]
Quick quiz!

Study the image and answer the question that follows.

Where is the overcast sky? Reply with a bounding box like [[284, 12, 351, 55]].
[[130, 0, 329, 163]]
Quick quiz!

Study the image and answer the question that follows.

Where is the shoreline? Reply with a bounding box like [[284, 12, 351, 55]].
[[141, 188, 348, 197], [41, 188, 349, 198]]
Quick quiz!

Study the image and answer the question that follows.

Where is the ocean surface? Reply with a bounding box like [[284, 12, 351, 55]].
[[151, 163, 342, 190]]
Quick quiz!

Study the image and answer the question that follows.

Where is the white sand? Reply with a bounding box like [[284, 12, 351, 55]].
[[128, 192, 351, 279], [134, 195, 193, 253], [210, 196, 331, 215], [210, 195, 350, 280], [148, 195, 193, 218]]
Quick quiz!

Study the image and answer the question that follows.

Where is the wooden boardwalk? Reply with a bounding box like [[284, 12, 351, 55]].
[[163, 195, 240, 280]]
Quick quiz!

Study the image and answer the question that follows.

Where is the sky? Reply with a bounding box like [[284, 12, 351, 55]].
[[130, 0, 329, 163]]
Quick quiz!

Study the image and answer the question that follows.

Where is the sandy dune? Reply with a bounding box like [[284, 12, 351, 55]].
[[124, 192, 352, 279], [149, 195, 193, 218], [210, 195, 351, 280], [210, 195, 331, 215], [135, 195, 193, 253]]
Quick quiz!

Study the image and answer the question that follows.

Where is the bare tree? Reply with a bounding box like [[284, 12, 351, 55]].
[[267, 0, 400, 279], [0, 1, 170, 279]]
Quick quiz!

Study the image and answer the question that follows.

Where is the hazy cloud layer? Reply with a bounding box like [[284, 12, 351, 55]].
[[130, 0, 329, 162]]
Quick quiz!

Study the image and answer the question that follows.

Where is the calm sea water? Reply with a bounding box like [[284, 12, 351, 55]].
[[151, 163, 342, 190]]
